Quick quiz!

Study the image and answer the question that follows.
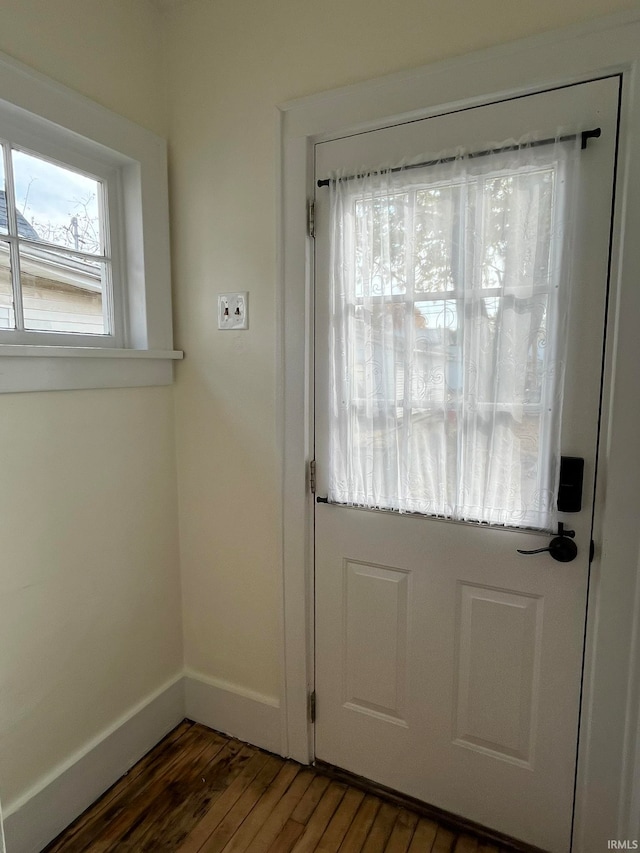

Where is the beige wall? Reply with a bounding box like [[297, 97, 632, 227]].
[[163, 0, 637, 701], [0, 0, 183, 811], [0, 0, 166, 136]]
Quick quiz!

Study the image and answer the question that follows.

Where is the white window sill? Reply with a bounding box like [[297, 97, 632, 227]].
[[0, 346, 184, 393], [0, 346, 183, 359]]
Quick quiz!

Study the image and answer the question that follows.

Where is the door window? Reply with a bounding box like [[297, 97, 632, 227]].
[[326, 140, 578, 529]]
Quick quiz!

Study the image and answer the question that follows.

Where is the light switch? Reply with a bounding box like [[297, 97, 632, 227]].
[[218, 292, 249, 330]]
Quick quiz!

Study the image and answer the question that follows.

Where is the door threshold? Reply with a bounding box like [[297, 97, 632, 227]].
[[313, 760, 550, 853]]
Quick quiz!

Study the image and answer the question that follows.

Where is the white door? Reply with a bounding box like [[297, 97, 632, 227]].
[[313, 77, 619, 852]]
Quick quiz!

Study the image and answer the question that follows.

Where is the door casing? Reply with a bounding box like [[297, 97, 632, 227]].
[[278, 10, 640, 851]]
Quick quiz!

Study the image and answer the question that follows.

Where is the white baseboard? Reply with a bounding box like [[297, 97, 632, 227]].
[[2, 672, 283, 853], [3, 675, 185, 853], [184, 670, 283, 756]]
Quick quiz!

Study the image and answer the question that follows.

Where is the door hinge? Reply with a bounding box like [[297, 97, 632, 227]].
[[307, 200, 315, 239], [308, 690, 316, 724], [309, 459, 316, 494]]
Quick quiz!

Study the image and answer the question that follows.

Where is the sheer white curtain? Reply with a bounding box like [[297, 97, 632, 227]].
[[327, 136, 579, 530]]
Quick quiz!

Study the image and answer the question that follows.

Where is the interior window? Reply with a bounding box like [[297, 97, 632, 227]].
[[0, 147, 111, 336], [0, 48, 180, 393]]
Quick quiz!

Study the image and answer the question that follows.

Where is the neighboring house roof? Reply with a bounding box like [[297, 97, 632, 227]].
[[0, 191, 40, 240]]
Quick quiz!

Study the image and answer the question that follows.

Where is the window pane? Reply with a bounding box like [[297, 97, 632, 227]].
[[415, 186, 458, 293], [20, 245, 105, 334], [355, 192, 408, 296], [413, 299, 460, 405], [478, 168, 555, 291], [12, 149, 103, 255], [0, 240, 15, 329]]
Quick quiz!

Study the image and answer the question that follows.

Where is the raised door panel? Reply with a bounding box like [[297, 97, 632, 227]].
[[343, 560, 410, 725], [454, 583, 543, 767]]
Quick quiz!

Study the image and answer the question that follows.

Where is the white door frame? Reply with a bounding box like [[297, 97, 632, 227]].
[[278, 10, 640, 850]]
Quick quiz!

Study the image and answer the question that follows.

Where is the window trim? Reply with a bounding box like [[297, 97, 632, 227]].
[[0, 48, 182, 392]]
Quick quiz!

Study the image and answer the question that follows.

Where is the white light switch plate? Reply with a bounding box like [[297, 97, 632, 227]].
[[218, 292, 249, 330]]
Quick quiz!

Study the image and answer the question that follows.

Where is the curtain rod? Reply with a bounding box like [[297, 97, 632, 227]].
[[316, 127, 601, 188]]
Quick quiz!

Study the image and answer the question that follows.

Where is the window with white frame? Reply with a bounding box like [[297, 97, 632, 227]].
[[0, 143, 118, 342], [0, 49, 180, 392]]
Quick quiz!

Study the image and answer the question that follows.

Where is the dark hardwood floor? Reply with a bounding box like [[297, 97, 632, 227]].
[[43, 721, 520, 853]]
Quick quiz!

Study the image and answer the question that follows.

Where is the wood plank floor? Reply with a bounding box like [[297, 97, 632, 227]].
[[43, 721, 517, 853]]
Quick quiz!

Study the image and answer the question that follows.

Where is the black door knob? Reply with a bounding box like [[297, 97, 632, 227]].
[[517, 523, 578, 563]]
